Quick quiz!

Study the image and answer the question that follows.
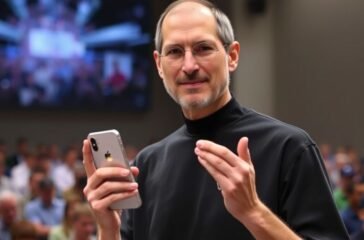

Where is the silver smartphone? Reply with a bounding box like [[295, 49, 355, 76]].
[[87, 129, 142, 209]]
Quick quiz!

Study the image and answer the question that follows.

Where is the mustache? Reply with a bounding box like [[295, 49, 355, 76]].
[[176, 73, 208, 84]]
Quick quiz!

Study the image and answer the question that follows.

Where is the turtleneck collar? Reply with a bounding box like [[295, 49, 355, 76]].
[[184, 98, 244, 136]]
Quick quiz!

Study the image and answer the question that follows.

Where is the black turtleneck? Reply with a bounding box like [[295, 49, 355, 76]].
[[183, 97, 245, 136], [122, 98, 349, 240]]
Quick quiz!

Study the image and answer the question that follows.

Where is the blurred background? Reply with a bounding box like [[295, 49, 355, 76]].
[[0, 0, 362, 155], [0, 0, 363, 239]]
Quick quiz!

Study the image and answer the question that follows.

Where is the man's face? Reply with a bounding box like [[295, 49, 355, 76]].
[[0, 197, 17, 225], [74, 215, 95, 239], [154, 2, 239, 119]]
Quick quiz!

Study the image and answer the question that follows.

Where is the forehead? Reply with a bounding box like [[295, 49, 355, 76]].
[[162, 2, 219, 45]]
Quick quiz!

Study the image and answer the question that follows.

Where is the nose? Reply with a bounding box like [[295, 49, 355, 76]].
[[181, 50, 199, 74]]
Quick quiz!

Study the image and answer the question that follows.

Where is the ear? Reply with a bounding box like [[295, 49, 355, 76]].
[[153, 50, 163, 78], [227, 41, 240, 72]]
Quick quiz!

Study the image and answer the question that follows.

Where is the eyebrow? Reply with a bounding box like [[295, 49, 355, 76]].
[[163, 40, 217, 49]]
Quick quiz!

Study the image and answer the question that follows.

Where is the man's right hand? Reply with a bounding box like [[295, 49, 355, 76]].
[[82, 139, 139, 239]]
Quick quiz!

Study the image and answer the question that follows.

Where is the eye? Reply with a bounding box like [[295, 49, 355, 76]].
[[164, 47, 184, 58], [193, 43, 215, 56]]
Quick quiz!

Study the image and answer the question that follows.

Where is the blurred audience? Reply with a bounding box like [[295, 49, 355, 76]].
[[1, 137, 364, 238]]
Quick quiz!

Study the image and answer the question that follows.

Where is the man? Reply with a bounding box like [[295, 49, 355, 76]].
[[0, 190, 19, 240], [82, 0, 349, 239], [340, 183, 364, 235], [70, 203, 97, 240], [24, 177, 65, 238]]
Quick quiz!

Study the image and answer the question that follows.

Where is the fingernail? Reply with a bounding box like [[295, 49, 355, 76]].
[[130, 182, 138, 189], [121, 168, 130, 176]]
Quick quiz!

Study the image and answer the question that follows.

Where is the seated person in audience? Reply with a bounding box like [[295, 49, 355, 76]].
[[49, 196, 80, 240], [24, 177, 65, 238], [341, 182, 364, 235], [0, 190, 20, 240], [11, 152, 37, 197], [25, 169, 47, 202], [334, 164, 356, 211], [36, 153, 53, 176], [6, 137, 29, 175], [52, 147, 80, 195], [63, 161, 87, 202], [70, 203, 97, 240]]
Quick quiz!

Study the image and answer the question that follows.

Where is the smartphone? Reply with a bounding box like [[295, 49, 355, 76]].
[[87, 129, 142, 209]]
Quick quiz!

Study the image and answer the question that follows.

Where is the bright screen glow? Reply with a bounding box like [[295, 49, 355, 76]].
[[0, 0, 151, 111]]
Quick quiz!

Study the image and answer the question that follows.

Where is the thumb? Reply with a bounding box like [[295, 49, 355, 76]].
[[237, 137, 251, 164], [82, 139, 96, 178]]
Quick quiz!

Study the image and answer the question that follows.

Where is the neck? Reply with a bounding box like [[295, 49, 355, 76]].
[[182, 93, 231, 120]]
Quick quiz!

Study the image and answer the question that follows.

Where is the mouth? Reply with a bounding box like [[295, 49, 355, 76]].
[[178, 79, 208, 88]]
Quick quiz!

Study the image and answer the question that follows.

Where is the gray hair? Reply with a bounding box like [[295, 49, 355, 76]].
[[154, 0, 235, 53], [0, 190, 19, 204]]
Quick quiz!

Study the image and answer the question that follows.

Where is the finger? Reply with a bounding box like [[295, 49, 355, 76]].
[[89, 189, 139, 211], [130, 166, 140, 178], [237, 137, 252, 164], [197, 156, 231, 191], [195, 146, 231, 177], [87, 180, 138, 203], [85, 166, 131, 191], [196, 140, 238, 167], [83, 139, 96, 178]]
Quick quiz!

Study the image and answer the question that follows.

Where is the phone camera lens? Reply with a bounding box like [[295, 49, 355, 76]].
[[90, 138, 98, 151]]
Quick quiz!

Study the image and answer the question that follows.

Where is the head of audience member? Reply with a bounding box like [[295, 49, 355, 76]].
[[320, 143, 333, 161], [0, 190, 19, 229], [28, 169, 47, 200], [63, 146, 79, 167], [71, 203, 96, 240], [36, 153, 51, 175], [48, 143, 61, 162], [345, 183, 364, 212], [335, 153, 351, 173], [340, 164, 356, 185], [341, 164, 355, 177], [24, 152, 37, 170], [38, 177, 56, 207]]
